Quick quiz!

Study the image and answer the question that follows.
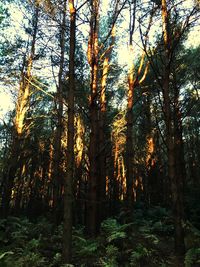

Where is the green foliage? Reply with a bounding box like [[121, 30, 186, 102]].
[[0, 252, 13, 267], [184, 221, 200, 256], [101, 218, 130, 243], [15, 252, 47, 267], [72, 227, 99, 266], [147, 206, 168, 217], [99, 245, 119, 267], [151, 220, 173, 235], [0, 216, 58, 267], [75, 238, 98, 257], [0, 3, 9, 26], [60, 265, 75, 267], [184, 248, 200, 267], [0, 207, 198, 266], [130, 244, 152, 266], [0, 251, 14, 260], [185, 186, 200, 229]]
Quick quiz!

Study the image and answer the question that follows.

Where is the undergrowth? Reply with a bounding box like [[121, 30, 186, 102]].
[[0, 205, 200, 266]]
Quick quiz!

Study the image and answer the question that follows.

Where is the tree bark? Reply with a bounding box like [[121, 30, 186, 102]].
[[52, 0, 67, 220], [126, 67, 135, 205], [62, 0, 76, 263], [86, 0, 100, 236], [1, 1, 39, 217], [98, 25, 115, 223], [125, 0, 137, 206], [173, 71, 186, 256], [161, 0, 185, 260], [125, 0, 150, 205]]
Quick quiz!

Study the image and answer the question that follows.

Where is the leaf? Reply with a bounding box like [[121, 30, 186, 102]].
[[107, 231, 126, 242], [72, 235, 87, 244], [0, 251, 14, 260], [184, 247, 200, 267]]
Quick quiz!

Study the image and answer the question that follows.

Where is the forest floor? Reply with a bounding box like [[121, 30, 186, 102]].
[[0, 205, 200, 267]]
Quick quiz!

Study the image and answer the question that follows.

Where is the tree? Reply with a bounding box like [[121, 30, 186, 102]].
[[1, 0, 40, 217], [62, 0, 76, 263], [86, 0, 100, 236], [142, 0, 200, 263], [125, 0, 151, 205], [52, 0, 67, 222]]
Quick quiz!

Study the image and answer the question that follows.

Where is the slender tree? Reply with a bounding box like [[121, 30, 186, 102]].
[[144, 0, 200, 262], [160, 0, 185, 260], [52, 0, 67, 221], [125, 0, 151, 205], [1, 0, 39, 216], [62, 0, 76, 263], [86, 0, 100, 236]]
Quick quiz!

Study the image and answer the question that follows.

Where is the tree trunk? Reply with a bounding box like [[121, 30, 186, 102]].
[[86, 0, 100, 236], [98, 24, 115, 222], [62, 0, 76, 263], [1, 1, 39, 217], [125, 55, 149, 205], [52, 0, 67, 220], [173, 73, 186, 257], [98, 57, 108, 222], [161, 0, 185, 260], [125, 73, 134, 205]]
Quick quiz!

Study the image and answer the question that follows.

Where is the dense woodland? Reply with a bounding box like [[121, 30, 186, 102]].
[[0, 0, 200, 266]]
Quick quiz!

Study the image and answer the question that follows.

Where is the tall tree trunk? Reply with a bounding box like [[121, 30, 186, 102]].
[[125, 54, 149, 205], [62, 0, 76, 263], [52, 0, 67, 220], [86, 0, 100, 236], [1, 1, 39, 217], [173, 71, 186, 255], [125, 0, 150, 205], [125, 0, 137, 206], [99, 57, 107, 222], [126, 65, 135, 205], [161, 0, 185, 261], [98, 26, 115, 223]]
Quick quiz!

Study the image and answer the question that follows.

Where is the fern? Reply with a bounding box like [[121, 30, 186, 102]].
[[0, 217, 56, 267], [15, 251, 47, 267], [101, 218, 132, 243], [61, 265, 75, 267], [99, 245, 119, 267], [0, 251, 14, 267], [73, 235, 98, 257], [107, 231, 126, 243], [0, 251, 14, 260], [130, 244, 152, 266], [184, 247, 200, 267]]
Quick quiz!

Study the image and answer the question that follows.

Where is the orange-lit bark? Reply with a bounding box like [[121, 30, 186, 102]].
[[146, 136, 155, 168], [15, 58, 33, 135], [119, 156, 126, 200], [48, 142, 53, 182], [1, 2, 39, 217], [112, 112, 126, 203], [126, 52, 149, 205], [126, 58, 135, 204], [99, 26, 115, 222], [125, 1, 151, 205], [46, 142, 53, 207], [74, 115, 85, 225], [75, 115, 84, 168]]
